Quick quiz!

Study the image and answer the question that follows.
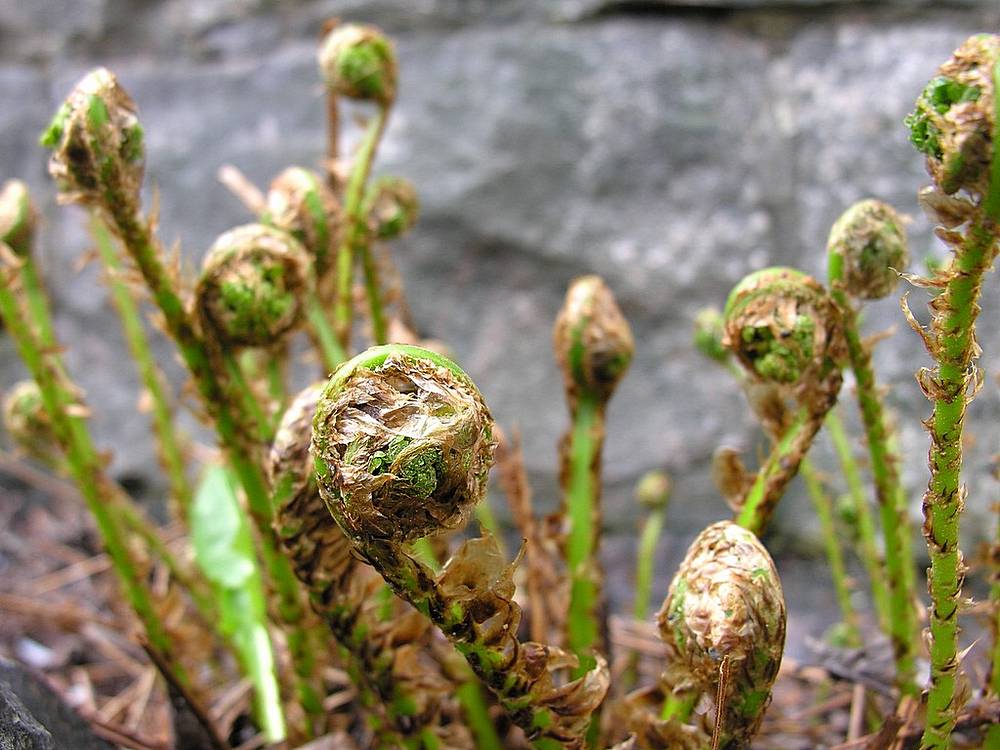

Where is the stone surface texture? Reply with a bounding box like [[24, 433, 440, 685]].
[[2, 1, 1000, 634], [0, 658, 112, 750]]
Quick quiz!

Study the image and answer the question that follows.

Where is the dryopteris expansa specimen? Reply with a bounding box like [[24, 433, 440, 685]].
[[269, 381, 479, 749], [904, 34, 1000, 750], [312, 344, 610, 750], [553, 275, 634, 675], [721, 267, 846, 534]]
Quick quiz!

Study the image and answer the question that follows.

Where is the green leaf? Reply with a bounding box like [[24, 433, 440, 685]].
[[190, 465, 286, 742], [191, 465, 256, 589]]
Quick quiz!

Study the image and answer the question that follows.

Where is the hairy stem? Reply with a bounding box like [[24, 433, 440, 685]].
[[304, 288, 346, 372], [735, 402, 829, 535], [88, 194, 316, 729], [334, 107, 389, 350], [829, 273, 919, 693], [91, 216, 193, 520], [919, 216, 1000, 748], [0, 262, 185, 684]]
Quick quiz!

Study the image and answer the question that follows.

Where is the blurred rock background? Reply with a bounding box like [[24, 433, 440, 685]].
[[2, 0, 1000, 653]]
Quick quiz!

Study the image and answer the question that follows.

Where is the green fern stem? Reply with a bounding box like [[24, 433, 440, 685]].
[[829, 263, 919, 694], [920, 214, 1000, 748], [304, 289, 347, 372], [91, 216, 193, 519], [0, 267, 185, 685], [334, 107, 389, 350], [825, 409, 893, 636], [89, 195, 318, 728], [735, 404, 825, 535], [564, 392, 605, 676], [800, 459, 861, 647]]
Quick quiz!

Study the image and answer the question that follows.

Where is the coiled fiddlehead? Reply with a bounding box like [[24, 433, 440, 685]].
[[621, 522, 785, 750], [312, 344, 610, 750], [318, 24, 398, 106], [552, 275, 633, 673], [40, 67, 145, 206], [268, 382, 473, 749], [721, 267, 845, 534], [264, 166, 343, 278], [195, 224, 312, 349]]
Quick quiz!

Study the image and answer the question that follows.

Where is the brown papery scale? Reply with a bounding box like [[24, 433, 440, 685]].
[[265, 167, 342, 277], [656, 521, 786, 749], [195, 224, 312, 348], [553, 274, 635, 402], [312, 352, 495, 543]]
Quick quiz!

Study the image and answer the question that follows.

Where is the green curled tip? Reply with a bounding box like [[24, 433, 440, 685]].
[[195, 224, 313, 348], [905, 35, 1000, 196], [635, 470, 671, 511], [312, 344, 495, 544], [722, 267, 844, 386], [317, 24, 398, 105], [0, 180, 36, 258], [553, 275, 634, 403], [365, 176, 420, 240], [827, 199, 909, 300], [40, 68, 145, 205]]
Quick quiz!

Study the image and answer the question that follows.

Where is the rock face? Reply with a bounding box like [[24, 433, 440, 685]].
[[2, 1, 1000, 626], [0, 658, 112, 750]]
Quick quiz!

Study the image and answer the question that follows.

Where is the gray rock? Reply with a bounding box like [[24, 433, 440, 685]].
[[0, 659, 111, 750], [0, 680, 51, 750]]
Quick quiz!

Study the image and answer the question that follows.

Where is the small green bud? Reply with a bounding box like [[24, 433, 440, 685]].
[[905, 35, 1000, 196], [553, 275, 634, 403], [656, 521, 786, 748], [0, 180, 36, 258], [722, 267, 845, 386], [263, 167, 342, 277], [827, 199, 909, 300], [195, 224, 313, 348], [41, 68, 145, 205], [635, 470, 671, 510], [312, 345, 495, 543], [2, 380, 59, 466], [692, 306, 729, 364], [317, 24, 397, 105], [365, 176, 419, 240]]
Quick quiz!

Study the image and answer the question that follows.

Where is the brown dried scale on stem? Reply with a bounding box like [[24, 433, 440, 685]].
[[312, 345, 610, 749], [264, 166, 343, 278], [268, 382, 472, 749]]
